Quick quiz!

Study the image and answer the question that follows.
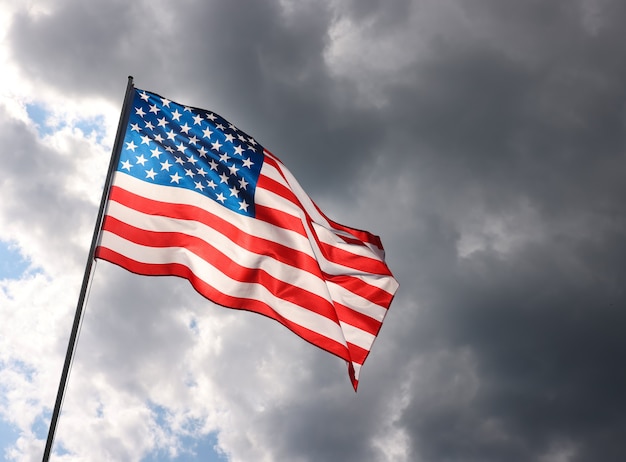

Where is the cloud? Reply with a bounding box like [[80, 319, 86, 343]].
[[1, 0, 626, 461]]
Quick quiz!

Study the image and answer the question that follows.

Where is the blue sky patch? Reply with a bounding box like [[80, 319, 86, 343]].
[[0, 418, 20, 459], [0, 240, 31, 280], [143, 403, 228, 462], [25, 102, 57, 137], [25, 102, 106, 142], [75, 115, 106, 143]]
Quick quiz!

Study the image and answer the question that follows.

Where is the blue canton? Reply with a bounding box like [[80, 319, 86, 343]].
[[118, 89, 264, 217]]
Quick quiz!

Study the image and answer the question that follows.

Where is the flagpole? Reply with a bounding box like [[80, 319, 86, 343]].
[[42, 76, 135, 462]]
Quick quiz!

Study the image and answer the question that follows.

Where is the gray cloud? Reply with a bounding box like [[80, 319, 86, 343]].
[[3, 0, 626, 460]]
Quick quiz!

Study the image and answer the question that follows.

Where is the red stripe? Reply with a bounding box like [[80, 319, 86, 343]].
[[101, 215, 341, 324], [95, 246, 352, 363], [347, 341, 370, 366], [334, 302, 382, 337], [262, 152, 288, 182], [315, 203, 384, 250], [324, 273, 394, 308], [254, 203, 308, 237], [318, 241, 393, 276], [257, 172, 300, 210]]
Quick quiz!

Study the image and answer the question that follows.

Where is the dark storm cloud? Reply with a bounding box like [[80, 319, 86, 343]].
[[8, 0, 384, 195], [7, 0, 626, 461], [376, 2, 626, 461]]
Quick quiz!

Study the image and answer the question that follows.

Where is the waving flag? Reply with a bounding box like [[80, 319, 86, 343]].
[[96, 87, 398, 389]]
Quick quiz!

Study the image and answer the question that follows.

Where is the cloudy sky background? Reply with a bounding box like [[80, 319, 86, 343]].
[[1, 0, 625, 461]]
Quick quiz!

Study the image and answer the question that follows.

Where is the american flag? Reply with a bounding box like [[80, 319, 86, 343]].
[[96, 88, 398, 390]]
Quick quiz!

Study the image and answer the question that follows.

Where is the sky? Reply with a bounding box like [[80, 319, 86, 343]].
[[1, 0, 625, 461]]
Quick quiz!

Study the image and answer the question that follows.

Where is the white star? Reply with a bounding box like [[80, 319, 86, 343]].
[[180, 123, 191, 134], [171, 109, 182, 121], [238, 200, 249, 212], [149, 104, 160, 114], [184, 106, 193, 112], [176, 142, 187, 154], [130, 123, 141, 132], [145, 168, 157, 180], [194, 181, 205, 191], [196, 167, 207, 176], [139, 91, 149, 101], [224, 133, 235, 143], [202, 127, 213, 139], [242, 157, 254, 168], [248, 137, 257, 146], [192, 114, 203, 125], [144, 120, 155, 130], [229, 186, 239, 197], [135, 107, 145, 117], [166, 130, 177, 141], [121, 159, 132, 170], [135, 154, 148, 166], [216, 123, 225, 131], [206, 113, 217, 121], [174, 156, 185, 165], [237, 134, 246, 142], [150, 147, 162, 158], [188, 135, 199, 145], [125, 140, 138, 152], [215, 192, 226, 203], [165, 145, 174, 153], [228, 164, 239, 175], [208, 159, 219, 171], [157, 117, 168, 128], [238, 177, 249, 189], [219, 152, 230, 163], [233, 145, 244, 156], [211, 140, 222, 151], [170, 172, 182, 183], [140, 135, 151, 145], [219, 172, 229, 183], [184, 168, 195, 177], [207, 179, 217, 189], [198, 146, 208, 158], [187, 155, 198, 165], [160, 160, 172, 171], [229, 123, 237, 131], [161, 97, 171, 107], [154, 134, 164, 143]]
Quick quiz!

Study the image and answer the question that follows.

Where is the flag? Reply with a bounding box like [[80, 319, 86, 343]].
[[96, 87, 398, 390]]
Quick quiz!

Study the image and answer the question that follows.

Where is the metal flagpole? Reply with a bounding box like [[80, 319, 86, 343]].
[[42, 76, 135, 462]]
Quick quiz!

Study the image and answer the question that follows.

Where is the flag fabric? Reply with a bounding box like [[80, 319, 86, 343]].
[[96, 87, 398, 390]]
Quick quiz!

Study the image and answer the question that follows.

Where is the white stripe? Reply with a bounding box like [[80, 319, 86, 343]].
[[262, 153, 335, 230], [326, 282, 388, 322], [311, 221, 386, 261], [339, 322, 376, 352], [334, 271, 399, 295], [255, 178, 305, 219], [99, 230, 349, 347]]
